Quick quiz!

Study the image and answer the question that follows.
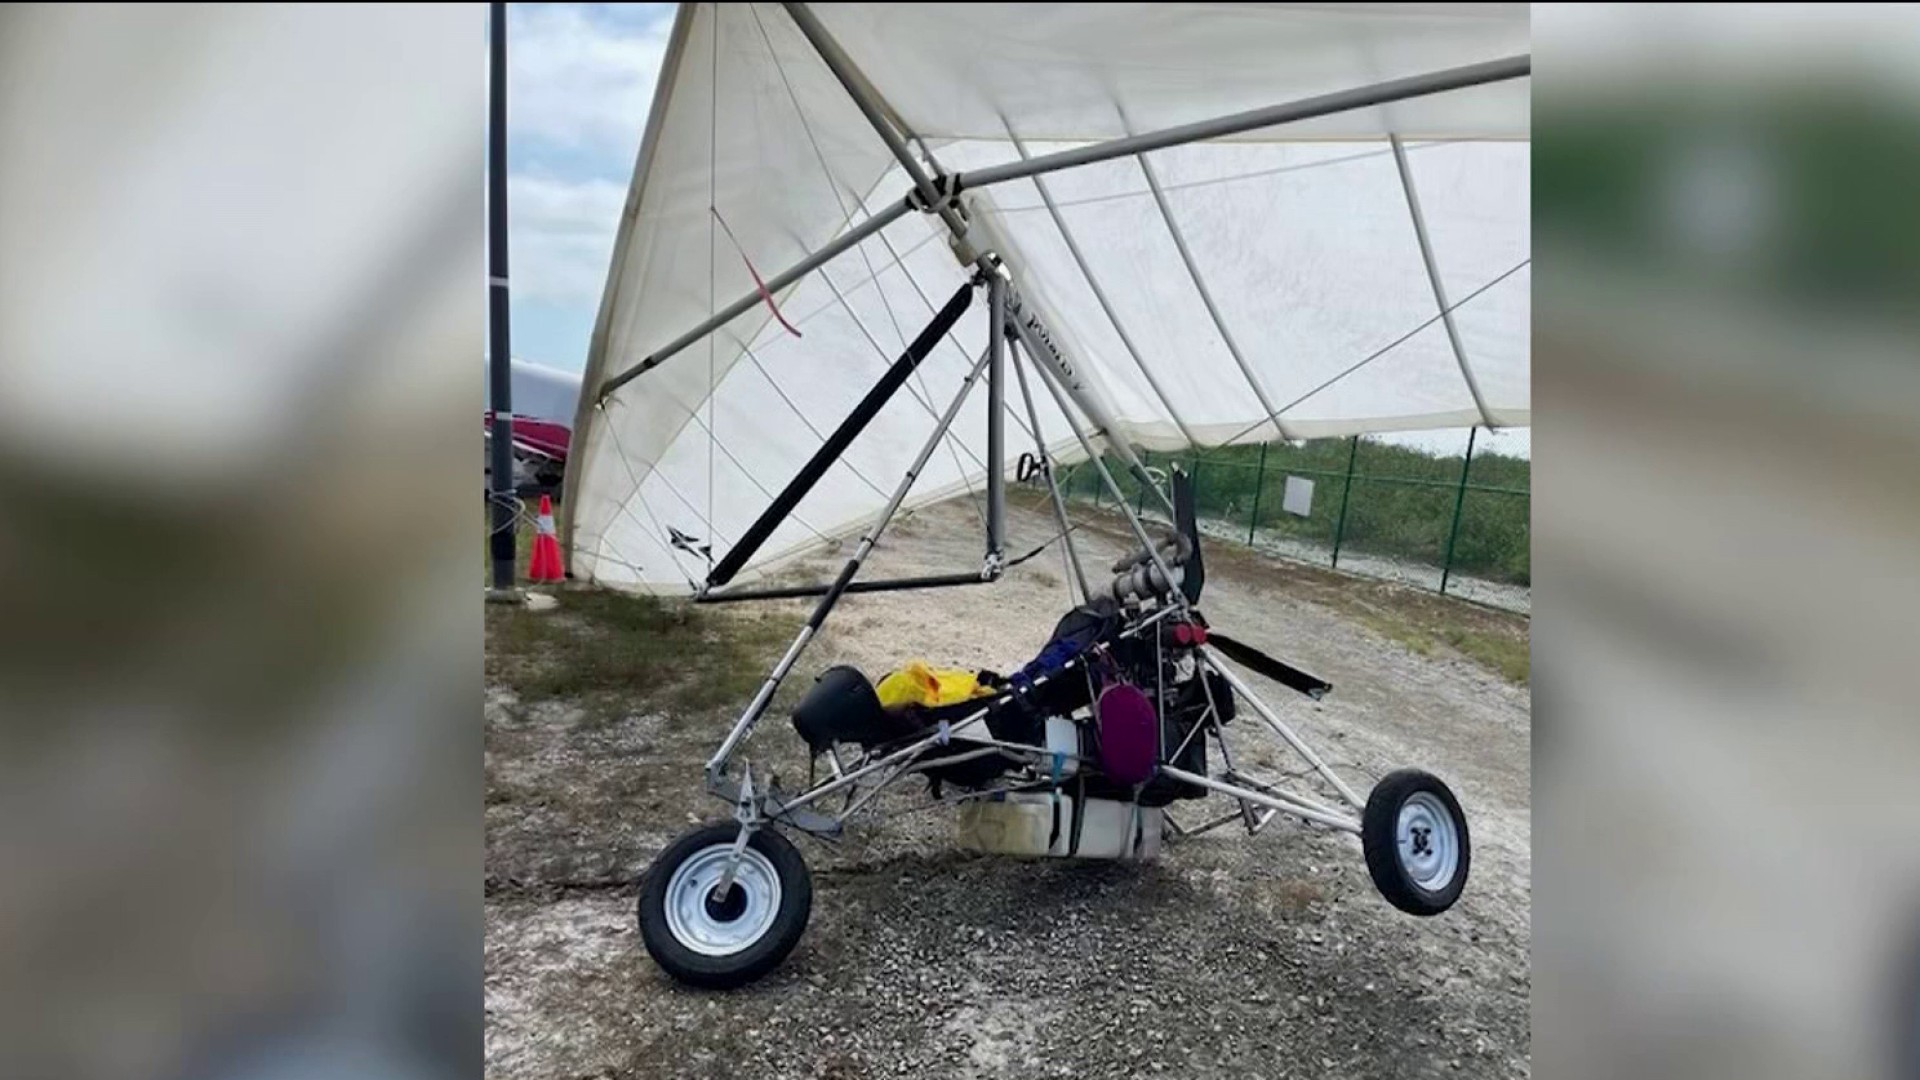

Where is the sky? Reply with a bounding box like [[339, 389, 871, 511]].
[[495, 3, 673, 376], [486, 3, 1529, 459]]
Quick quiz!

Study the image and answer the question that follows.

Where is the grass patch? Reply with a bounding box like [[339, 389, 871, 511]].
[[1443, 626, 1531, 685], [1358, 610, 1437, 658], [486, 587, 805, 725], [1348, 600, 1527, 684]]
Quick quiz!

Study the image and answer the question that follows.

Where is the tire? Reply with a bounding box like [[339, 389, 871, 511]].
[[637, 823, 812, 989], [1362, 769, 1470, 916]]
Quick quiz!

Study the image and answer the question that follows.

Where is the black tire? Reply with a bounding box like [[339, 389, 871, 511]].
[[637, 823, 812, 989], [1362, 769, 1471, 916]]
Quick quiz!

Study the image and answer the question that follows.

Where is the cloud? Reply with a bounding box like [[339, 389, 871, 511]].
[[503, 173, 628, 305], [507, 3, 673, 161], [492, 6, 671, 319]]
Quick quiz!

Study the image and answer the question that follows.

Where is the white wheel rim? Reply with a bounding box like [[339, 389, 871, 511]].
[[662, 844, 782, 957], [1395, 792, 1460, 892]]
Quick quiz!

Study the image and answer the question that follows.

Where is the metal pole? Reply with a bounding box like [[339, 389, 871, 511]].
[[596, 196, 912, 401], [1331, 435, 1359, 569], [1156, 766, 1360, 834], [706, 345, 995, 777], [487, 1, 517, 595], [1009, 336, 1091, 601], [981, 219, 1174, 519], [1200, 651, 1365, 809], [781, 3, 980, 262], [1247, 442, 1267, 545], [1028, 349, 1189, 610], [986, 272, 1006, 560], [1391, 135, 1495, 428], [957, 55, 1531, 192], [777, 5, 1174, 521], [1440, 425, 1478, 596]]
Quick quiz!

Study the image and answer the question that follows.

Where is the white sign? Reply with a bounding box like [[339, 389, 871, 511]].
[[1282, 475, 1315, 518]]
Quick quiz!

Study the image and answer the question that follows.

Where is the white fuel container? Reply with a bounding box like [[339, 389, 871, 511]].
[[956, 792, 1161, 861]]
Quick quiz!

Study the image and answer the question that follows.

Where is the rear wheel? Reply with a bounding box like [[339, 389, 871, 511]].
[[1362, 769, 1470, 916], [637, 823, 812, 989]]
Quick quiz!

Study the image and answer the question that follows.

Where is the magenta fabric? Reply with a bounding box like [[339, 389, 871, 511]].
[[1095, 683, 1158, 786]]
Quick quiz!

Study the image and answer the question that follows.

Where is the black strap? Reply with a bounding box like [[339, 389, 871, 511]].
[[698, 570, 987, 604], [1207, 631, 1333, 699], [706, 282, 974, 588]]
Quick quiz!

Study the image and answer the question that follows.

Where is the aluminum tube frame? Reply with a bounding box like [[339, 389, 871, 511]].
[[1167, 809, 1249, 840], [705, 339, 994, 777], [697, 570, 990, 604], [776, 708, 992, 815], [779, 3, 1171, 522], [958, 55, 1532, 192], [974, 209, 1174, 520], [1009, 335, 1091, 602], [1390, 134, 1495, 428], [1158, 766, 1361, 834], [596, 195, 913, 401], [1171, 802, 1280, 839], [781, 2, 981, 263], [833, 746, 1010, 822], [1201, 648, 1365, 809], [1218, 766, 1353, 825], [1025, 346, 1188, 608], [986, 272, 1007, 561]]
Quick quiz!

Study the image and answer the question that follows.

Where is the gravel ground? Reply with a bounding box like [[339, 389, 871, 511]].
[[486, 498, 1531, 1079]]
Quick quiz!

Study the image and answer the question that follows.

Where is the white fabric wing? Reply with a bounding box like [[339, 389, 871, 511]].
[[566, 2, 1529, 592]]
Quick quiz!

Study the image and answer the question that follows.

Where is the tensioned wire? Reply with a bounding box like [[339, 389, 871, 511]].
[[597, 245, 1523, 582], [747, 1, 995, 534], [598, 11, 1520, 579], [588, 195, 945, 536]]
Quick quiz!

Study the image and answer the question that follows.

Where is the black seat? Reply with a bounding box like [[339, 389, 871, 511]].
[[789, 665, 920, 753]]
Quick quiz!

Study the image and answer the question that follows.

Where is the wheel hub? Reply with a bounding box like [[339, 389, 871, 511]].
[[663, 844, 782, 956], [704, 883, 748, 922], [1395, 792, 1460, 892]]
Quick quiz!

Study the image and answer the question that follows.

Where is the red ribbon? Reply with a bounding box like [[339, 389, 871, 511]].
[[712, 208, 802, 339]]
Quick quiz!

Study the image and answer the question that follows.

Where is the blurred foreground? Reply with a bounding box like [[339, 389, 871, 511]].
[[0, 7, 481, 1080], [1534, 6, 1920, 1079]]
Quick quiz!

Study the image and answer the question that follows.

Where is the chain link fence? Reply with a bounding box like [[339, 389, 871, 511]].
[[1055, 431, 1530, 613]]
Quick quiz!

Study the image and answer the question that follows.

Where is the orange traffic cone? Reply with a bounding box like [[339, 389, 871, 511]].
[[527, 494, 564, 583]]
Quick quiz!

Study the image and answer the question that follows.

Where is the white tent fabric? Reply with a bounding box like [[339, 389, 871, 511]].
[[487, 359, 582, 426], [566, 2, 1529, 592]]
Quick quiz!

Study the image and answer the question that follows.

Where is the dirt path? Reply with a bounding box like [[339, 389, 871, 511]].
[[486, 498, 1531, 1079]]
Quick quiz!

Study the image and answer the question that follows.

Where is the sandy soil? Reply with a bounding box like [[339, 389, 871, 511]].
[[486, 497, 1531, 1079]]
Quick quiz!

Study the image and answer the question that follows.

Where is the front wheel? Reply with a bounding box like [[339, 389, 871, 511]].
[[1361, 769, 1470, 916], [637, 823, 812, 989]]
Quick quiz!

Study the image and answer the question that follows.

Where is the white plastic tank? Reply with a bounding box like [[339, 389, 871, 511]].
[[1043, 716, 1081, 776], [956, 794, 1161, 861]]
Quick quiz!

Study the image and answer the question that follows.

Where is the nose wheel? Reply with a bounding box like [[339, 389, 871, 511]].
[[1362, 769, 1470, 916], [637, 823, 813, 989]]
